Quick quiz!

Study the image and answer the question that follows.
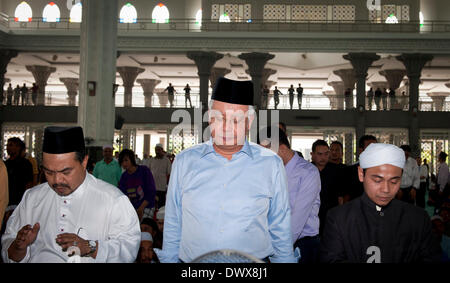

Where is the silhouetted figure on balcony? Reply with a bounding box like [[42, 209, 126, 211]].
[[6, 83, 13, 105], [20, 83, 28, 106], [31, 83, 38, 106], [273, 86, 283, 110], [288, 84, 295, 110], [382, 88, 388, 110], [297, 83, 303, 109], [261, 84, 269, 110], [389, 89, 396, 110], [164, 83, 176, 108], [367, 87, 374, 110], [374, 88, 382, 111], [183, 84, 192, 108], [13, 85, 20, 106], [344, 88, 353, 110]]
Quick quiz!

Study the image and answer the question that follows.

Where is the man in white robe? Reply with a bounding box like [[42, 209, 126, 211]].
[[1, 126, 141, 263]]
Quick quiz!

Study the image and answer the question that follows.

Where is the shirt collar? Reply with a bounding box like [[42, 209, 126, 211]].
[[201, 138, 254, 159], [361, 192, 393, 212], [285, 151, 300, 171]]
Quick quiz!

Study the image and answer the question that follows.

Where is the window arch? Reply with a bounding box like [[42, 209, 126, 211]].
[[14, 1, 32, 22], [152, 3, 169, 23], [120, 3, 137, 23], [70, 2, 82, 23], [195, 9, 202, 25], [43, 2, 60, 22]]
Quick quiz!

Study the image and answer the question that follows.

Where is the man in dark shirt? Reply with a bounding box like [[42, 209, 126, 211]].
[[5, 137, 33, 205], [320, 143, 441, 263], [311, 140, 344, 235], [342, 135, 377, 203], [164, 83, 176, 108], [296, 83, 303, 109]]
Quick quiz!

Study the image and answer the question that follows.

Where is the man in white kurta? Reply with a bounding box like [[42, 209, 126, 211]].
[[1, 173, 140, 263], [1, 126, 141, 263]]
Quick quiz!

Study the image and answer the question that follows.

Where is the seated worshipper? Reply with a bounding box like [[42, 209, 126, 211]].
[[155, 77, 296, 263], [320, 143, 442, 263], [1, 126, 140, 263], [93, 145, 122, 187], [119, 149, 157, 222], [258, 127, 320, 263], [141, 217, 162, 249], [137, 232, 158, 263]]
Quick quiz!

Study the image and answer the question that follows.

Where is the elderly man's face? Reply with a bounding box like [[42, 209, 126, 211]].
[[209, 100, 253, 148], [42, 152, 88, 196], [358, 164, 402, 207], [103, 147, 113, 160], [155, 146, 164, 158], [139, 241, 154, 263]]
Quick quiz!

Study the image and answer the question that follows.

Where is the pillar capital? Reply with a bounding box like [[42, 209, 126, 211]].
[[445, 81, 450, 89], [26, 65, 57, 105], [395, 53, 433, 78], [60, 77, 79, 106], [327, 81, 345, 110], [137, 78, 161, 107], [117, 66, 145, 88], [210, 67, 231, 89], [332, 69, 356, 90], [239, 52, 275, 108], [368, 81, 389, 90], [187, 51, 224, 76], [379, 69, 406, 90], [343, 53, 380, 78], [427, 92, 450, 111]]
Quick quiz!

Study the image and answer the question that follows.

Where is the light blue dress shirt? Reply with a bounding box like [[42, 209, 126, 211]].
[[157, 139, 296, 263], [285, 153, 321, 242]]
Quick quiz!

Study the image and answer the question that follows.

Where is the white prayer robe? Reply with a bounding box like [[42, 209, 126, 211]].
[[1, 173, 140, 263]]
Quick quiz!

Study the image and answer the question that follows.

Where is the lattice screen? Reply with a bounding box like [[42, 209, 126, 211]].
[[421, 131, 450, 175], [366, 128, 409, 147], [212, 4, 251, 21], [382, 5, 397, 21], [291, 5, 327, 21], [332, 5, 355, 22], [401, 5, 410, 22], [264, 4, 286, 20], [168, 129, 197, 155]]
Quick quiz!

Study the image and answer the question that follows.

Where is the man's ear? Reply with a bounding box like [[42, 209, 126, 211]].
[[82, 155, 89, 170], [358, 166, 365, 182]]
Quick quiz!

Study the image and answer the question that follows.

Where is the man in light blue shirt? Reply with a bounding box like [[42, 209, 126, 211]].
[[93, 145, 122, 187], [259, 127, 321, 263], [156, 77, 296, 263]]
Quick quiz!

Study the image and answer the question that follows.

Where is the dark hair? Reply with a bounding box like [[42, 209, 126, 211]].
[[358, 135, 377, 149], [7, 137, 26, 152], [439, 152, 448, 162], [258, 126, 290, 149], [312, 139, 329, 153], [400, 145, 412, 153], [119, 149, 137, 166], [330, 140, 343, 151], [278, 122, 287, 133], [141, 218, 159, 233], [74, 150, 87, 163]]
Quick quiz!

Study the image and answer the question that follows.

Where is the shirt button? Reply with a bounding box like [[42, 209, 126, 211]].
[[380, 212, 384, 216], [64, 200, 67, 204], [61, 228, 64, 232], [62, 214, 65, 217]]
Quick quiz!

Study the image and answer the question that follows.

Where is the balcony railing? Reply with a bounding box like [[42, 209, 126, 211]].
[[1, 16, 450, 34], [2, 91, 449, 112]]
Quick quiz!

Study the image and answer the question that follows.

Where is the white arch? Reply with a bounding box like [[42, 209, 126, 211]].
[[43, 2, 61, 22], [152, 3, 170, 23], [70, 2, 82, 23], [120, 3, 137, 23], [14, 1, 32, 22]]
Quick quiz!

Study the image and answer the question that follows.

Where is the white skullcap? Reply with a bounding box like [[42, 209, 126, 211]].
[[141, 232, 153, 242], [155, 143, 163, 149], [156, 206, 165, 220], [102, 144, 113, 150], [359, 143, 405, 169], [430, 215, 443, 222]]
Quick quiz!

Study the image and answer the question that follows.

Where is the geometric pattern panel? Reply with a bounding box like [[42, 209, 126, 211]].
[[382, 5, 397, 21], [369, 9, 378, 22], [332, 5, 355, 21], [401, 5, 410, 22], [224, 4, 239, 20], [244, 4, 251, 20], [211, 4, 219, 20], [292, 5, 327, 21], [264, 4, 286, 20]]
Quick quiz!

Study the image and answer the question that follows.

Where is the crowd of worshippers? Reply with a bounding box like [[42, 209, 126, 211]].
[[0, 77, 449, 263], [1, 83, 39, 106]]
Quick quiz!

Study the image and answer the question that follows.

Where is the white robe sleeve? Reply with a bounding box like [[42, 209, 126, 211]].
[[94, 195, 141, 263]]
